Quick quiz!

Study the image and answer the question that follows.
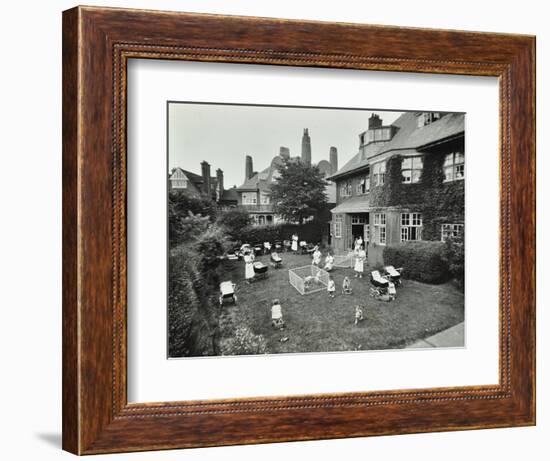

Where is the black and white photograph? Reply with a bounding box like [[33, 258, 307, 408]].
[[168, 102, 465, 358]]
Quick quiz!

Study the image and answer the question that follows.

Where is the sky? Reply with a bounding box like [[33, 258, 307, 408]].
[[168, 103, 403, 188]]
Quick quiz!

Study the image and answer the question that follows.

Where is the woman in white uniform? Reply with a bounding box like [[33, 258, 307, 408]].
[[291, 233, 299, 252], [354, 246, 366, 278], [244, 251, 255, 283], [312, 246, 322, 266]]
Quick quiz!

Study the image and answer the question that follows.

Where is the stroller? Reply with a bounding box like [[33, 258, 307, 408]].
[[253, 261, 268, 281], [370, 270, 396, 301], [384, 265, 403, 286], [274, 241, 283, 252], [271, 302, 285, 329], [270, 252, 283, 269], [219, 281, 237, 307]]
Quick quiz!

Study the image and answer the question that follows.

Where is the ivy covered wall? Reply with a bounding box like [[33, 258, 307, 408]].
[[339, 137, 465, 242]]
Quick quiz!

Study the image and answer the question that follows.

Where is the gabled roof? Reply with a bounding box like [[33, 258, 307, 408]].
[[328, 112, 464, 180], [169, 167, 203, 185], [236, 155, 286, 191]]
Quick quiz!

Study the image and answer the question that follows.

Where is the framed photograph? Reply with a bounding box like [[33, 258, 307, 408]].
[[62, 6, 535, 455]]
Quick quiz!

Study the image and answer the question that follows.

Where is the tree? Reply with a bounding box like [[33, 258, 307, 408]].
[[216, 208, 252, 240], [270, 158, 329, 224]]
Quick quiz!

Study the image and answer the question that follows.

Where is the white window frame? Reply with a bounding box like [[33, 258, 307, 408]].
[[441, 223, 464, 241], [400, 213, 423, 242], [401, 156, 423, 183], [443, 152, 465, 182], [373, 213, 386, 245], [373, 162, 386, 187], [242, 192, 257, 205], [334, 215, 343, 238]]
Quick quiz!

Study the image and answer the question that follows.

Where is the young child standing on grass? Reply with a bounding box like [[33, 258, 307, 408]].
[[327, 276, 336, 298]]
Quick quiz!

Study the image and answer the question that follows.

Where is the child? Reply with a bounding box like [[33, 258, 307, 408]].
[[324, 252, 334, 271], [342, 276, 352, 295], [327, 276, 336, 298], [354, 305, 364, 326]]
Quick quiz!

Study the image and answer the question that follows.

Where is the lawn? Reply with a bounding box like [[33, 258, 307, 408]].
[[218, 252, 464, 355]]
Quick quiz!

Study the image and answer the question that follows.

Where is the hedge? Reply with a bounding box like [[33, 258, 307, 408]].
[[231, 221, 324, 246], [383, 241, 450, 284]]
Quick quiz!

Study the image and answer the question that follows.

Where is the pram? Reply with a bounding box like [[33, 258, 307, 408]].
[[274, 240, 283, 252], [219, 281, 237, 306], [253, 262, 268, 280], [370, 270, 396, 301], [270, 252, 283, 268], [271, 303, 285, 329], [253, 243, 263, 256], [300, 241, 315, 255], [384, 265, 403, 286]]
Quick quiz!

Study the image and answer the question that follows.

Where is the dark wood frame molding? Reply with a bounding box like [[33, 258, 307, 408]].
[[62, 5, 536, 455]]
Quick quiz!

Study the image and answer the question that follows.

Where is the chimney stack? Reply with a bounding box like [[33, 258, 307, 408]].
[[201, 161, 211, 196], [245, 155, 253, 180], [301, 128, 311, 166], [329, 146, 338, 174], [279, 146, 290, 160], [368, 114, 383, 129], [216, 168, 224, 199]]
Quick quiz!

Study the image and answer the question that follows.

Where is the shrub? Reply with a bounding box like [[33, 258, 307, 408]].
[[383, 241, 450, 284], [220, 327, 268, 356], [442, 233, 465, 287]]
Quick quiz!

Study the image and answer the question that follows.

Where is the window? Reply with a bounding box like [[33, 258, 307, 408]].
[[444, 152, 465, 182], [441, 223, 464, 241], [171, 179, 188, 189], [260, 192, 270, 204], [351, 215, 366, 224], [334, 215, 343, 238], [356, 175, 370, 194], [373, 213, 386, 245], [402, 156, 423, 183], [417, 112, 442, 128], [364, 223, 370, 242], [359, 133, 365, 145], [340, 180, 352, 197], [242, 193, 257, 205], [400, 213, 423, 242], [373, 162, 386, 186]]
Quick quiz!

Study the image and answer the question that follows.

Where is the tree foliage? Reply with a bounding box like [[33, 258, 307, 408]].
[[216, 208, 252, 240], [270, 158, 328, 224]]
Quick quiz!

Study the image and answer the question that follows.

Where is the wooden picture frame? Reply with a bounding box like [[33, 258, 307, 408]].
[[62, 5, 535, 455]]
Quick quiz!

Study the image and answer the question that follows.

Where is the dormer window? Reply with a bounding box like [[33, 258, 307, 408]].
[[417, 112, 441, 128]]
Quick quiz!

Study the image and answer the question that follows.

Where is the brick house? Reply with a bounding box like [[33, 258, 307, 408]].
[[235, 131, 338, 225], [327, 112, 465, 266], [169, 163, 238, 207]]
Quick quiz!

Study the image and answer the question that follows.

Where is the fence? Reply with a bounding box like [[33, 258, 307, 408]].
[[333, 251, 355, 268], [288, 265, 330, 295]]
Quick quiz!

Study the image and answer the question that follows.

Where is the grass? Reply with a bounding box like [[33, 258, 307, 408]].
[[218, 252, 464, 355]]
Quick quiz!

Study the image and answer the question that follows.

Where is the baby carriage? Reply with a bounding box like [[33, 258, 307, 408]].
[[270, 252, 283, 269], [219, 281, 237, 307], [384, 265, 403, 286], [271, 302, 285, 329], [253, 261, 269, 281], [370, 270, 396, 301], [274, 241, 283, 252], [253, 243, 264, 256], [283, 240, 292, 252]]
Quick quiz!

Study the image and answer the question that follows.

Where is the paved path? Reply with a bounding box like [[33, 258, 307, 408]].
[[406, 322, 464, 349]]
